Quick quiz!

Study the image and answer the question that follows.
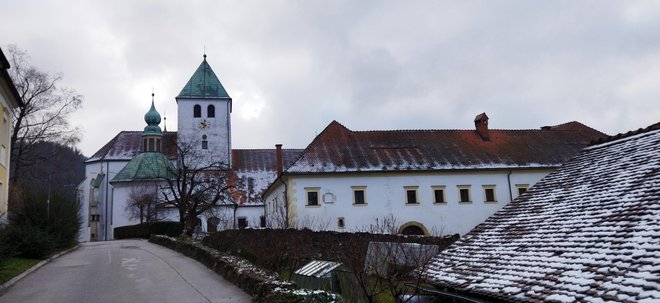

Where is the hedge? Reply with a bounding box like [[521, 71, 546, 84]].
[[114, 221, 182, 239], [149, 235, 342, 303]]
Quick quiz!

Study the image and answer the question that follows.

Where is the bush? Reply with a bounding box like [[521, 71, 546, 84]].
[[114, 221, 182, 239], [259, 289, 344, 303], [1, 224, 53, 259], [0, 226, 18, 263], [202, 229, 459, 275], [4, 190, 80, 258]]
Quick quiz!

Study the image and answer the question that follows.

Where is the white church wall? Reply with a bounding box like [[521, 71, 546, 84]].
[[78, 160, 129, 242], [177, 99, 231, 165], [270, 169, 550, 236]]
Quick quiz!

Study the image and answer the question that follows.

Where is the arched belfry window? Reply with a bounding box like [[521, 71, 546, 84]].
[[193, 104, 201, 118], [207, 105, 215, 118]]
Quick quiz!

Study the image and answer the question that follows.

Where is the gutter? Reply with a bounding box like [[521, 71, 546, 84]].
[[415, 286, 495, 303], [104, 161, 109, 240], [507, 170, 513, 202]]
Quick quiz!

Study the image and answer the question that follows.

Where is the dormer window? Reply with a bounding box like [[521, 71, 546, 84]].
[[193, 104, 201, 118], [207, 105, 215, 118]]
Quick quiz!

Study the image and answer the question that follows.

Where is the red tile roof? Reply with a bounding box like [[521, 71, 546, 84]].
[[422, 123, 660, 302], [229, 149, 303, 205], [232, 149, 302, 172], [284, 120, 606, 174]]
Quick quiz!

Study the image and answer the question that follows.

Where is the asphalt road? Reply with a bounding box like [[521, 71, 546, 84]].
[[0, 239, 251, 303]]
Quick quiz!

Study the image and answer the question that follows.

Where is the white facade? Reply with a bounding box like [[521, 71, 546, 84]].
[[265, 169, 551, 236], [176, 98, 232, 166], [79, 161, 127, 241], [79, 158, 266, 241]]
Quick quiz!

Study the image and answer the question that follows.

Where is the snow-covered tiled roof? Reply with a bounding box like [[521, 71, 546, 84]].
[[422, 122, 660, 303], [87, 132, 303, 206], [87, 131, 178, 162], [229, 149, 303, 205], [285, 120, 606, 174]]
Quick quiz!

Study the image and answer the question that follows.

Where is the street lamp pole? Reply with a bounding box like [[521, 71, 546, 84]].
[[47, 172, 52, 222]]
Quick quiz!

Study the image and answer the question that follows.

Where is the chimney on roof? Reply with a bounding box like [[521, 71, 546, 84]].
[[275, 144, 283, 176], [474, 112, 490, 141]]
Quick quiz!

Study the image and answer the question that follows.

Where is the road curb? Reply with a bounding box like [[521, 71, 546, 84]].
[[0, 244, 80, 295]]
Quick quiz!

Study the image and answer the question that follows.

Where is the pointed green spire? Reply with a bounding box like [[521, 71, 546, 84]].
[[178, 54, 230, 98]]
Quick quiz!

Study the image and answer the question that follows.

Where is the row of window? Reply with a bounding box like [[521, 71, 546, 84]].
[[142, 137, 162, 152], [236, 216, 266, 229], [193, 104, 215, 118], [305, 184, 529, 206]]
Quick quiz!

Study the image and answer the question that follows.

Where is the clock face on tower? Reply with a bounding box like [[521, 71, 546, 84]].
[[199, 119, 209, 129]]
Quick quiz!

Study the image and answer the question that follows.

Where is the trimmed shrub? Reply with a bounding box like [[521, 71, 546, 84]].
[[114, 221, 182, 239], [1, 224, 53, 259]]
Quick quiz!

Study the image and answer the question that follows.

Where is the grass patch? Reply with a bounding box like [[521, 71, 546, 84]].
[[0, 257, 42, 284]]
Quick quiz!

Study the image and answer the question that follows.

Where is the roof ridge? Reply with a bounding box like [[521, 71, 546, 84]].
[[87, 132, 123, 161], [355, 128, 578, 133], [233, 148, 305, 151], [281, 120, 351, 173], [588, 122, 660, 147]]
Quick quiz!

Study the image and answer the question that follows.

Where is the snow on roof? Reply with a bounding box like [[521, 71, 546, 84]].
[[87, 132, 302, 206], [228, 149, 303, 205], [284, 120, 606, 174], [87, 131, 178, 162], [422, 123, 660, 302]]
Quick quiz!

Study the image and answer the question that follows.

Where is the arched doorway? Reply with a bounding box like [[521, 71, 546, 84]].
[[398, 222, 428, 236]]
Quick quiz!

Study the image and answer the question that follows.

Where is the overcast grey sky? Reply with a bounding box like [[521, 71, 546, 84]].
[[2, 0, 659, 156]]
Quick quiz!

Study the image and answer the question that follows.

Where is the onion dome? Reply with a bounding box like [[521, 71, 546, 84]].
[[144, 93, 162, 135]]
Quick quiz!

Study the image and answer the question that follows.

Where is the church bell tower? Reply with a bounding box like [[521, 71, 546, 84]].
[[176, 54, 232, 166]]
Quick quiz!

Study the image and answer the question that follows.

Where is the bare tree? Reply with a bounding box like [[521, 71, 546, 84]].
[[6, 45, 82, 184], [267, 195, 289, 229], [125, 183, 159, 223], [337, 215, 440, 303], [160, 137, 232, 236]]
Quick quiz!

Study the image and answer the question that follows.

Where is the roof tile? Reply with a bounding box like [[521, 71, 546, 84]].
[[422, 123, 660, 302], [286, 120, 606, 173]]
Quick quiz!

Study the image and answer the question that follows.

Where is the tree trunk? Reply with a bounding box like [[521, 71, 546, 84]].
[[182, 211, 197, 236]]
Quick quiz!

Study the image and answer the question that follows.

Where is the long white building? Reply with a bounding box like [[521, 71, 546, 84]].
[[263, 115, 605, 235]]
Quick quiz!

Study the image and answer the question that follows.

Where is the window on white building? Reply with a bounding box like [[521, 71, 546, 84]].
[[1, 115, 6, 147], [201, 135, 208, 150], [432, 186, 446, 204], [337, 217, 345, 229], [237, 217, 247, 229], [193, 104, 201, 117], [516, 184, 529, 196], [405, 186, 419, 204], [305, 187, 320, 206], [483, 185, 497, 202], [352, 186, 367, 205], [458, 185, 471, 203]]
